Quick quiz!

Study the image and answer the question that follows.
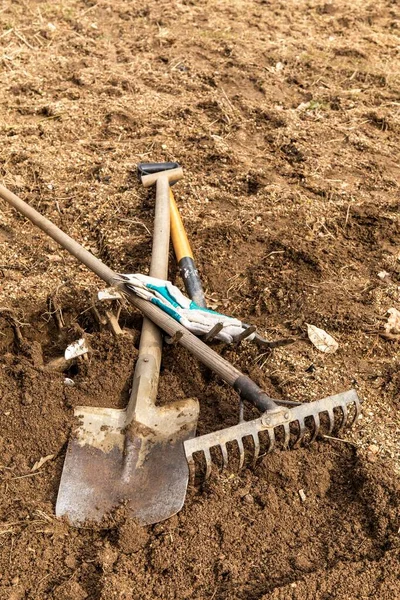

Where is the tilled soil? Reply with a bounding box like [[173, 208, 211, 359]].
[[0, 0, 399, 598]]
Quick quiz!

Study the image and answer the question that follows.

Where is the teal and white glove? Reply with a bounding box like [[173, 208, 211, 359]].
[[121, 274, 255, 344]]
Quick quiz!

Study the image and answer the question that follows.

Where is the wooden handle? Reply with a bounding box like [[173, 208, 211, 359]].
[[170, 188, 193, 261], [0, 183, 275, 413], [128, 174, 170, 418], [0, 183, 118, 286], [169, 189, 207, 308], [141, 167, 183, 188]]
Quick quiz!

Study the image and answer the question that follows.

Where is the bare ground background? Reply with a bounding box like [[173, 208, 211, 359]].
[[0, 0, 399, 598]]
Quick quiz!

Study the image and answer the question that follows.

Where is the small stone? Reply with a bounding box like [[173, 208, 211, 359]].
[[12, 576, 19, 585], [366, 444, 380, 463], [65, 555, 77, 569], [378, 270, 390, 279], [368, 444, 380, 455], [47, 254, 62, 263], [97, 544, 118, 569], [298, 489, 306, 502], [293, 555, 313, 571], [243, 494, 254, 504], [22, 392, 33, 406]]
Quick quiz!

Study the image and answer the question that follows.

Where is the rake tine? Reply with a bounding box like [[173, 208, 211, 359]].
[[327, 408, 335, 435], [239, 399, 244, 423], [220, 443, 229, 470], [251, 432, 260, 465], [165, 330, 184, 345], [338, 403, 348, 433], [309, 412, 321, 444], [204, 322, 223, 342], [236, 325, 256, 344], [283, 422, 291, 449], [295, 418, 307, 447], [352, 399, 361, 425], [237, 437, 245, 470], [267, 428, 276, 453], [204, 447, 213, 479], [187, 454, 196, 482]]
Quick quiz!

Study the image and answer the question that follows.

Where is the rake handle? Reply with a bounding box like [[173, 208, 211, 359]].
[[0, 183, 276, 414]]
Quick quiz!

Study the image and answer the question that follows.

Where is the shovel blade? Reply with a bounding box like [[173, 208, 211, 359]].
[[56, 400, 199, 525]]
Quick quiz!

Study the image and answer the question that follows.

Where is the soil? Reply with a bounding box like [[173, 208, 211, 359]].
[[0, 0, 399, 598]]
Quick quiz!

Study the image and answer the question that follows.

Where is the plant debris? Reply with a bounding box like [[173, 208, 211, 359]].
[[307, 324, 339, 354]]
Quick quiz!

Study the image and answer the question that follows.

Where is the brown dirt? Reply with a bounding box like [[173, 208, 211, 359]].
[[0, 0, 399, 598]]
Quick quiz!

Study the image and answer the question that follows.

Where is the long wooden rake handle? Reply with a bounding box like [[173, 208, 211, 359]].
[[0, 183, 278, 413]]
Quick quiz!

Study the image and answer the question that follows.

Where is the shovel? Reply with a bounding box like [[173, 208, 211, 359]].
[[55, 167, 199, 525]]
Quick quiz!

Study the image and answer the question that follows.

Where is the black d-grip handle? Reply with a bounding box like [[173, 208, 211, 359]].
[[137, 162, 180, 180]]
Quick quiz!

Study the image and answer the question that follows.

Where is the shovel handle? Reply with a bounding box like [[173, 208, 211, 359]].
[[138, 162, 206, 307], [0, 183, 276, 414], [128, 174, 170, 419]]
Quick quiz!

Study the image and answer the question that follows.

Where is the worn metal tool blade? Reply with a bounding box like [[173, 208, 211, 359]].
[[56, 399, 199, 525]]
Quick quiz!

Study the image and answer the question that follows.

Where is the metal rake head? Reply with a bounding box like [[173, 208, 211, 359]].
[[184, 389, 361, 481]]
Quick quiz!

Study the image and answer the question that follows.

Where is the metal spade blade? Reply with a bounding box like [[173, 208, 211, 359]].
[[56, 167, 199, 525]]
